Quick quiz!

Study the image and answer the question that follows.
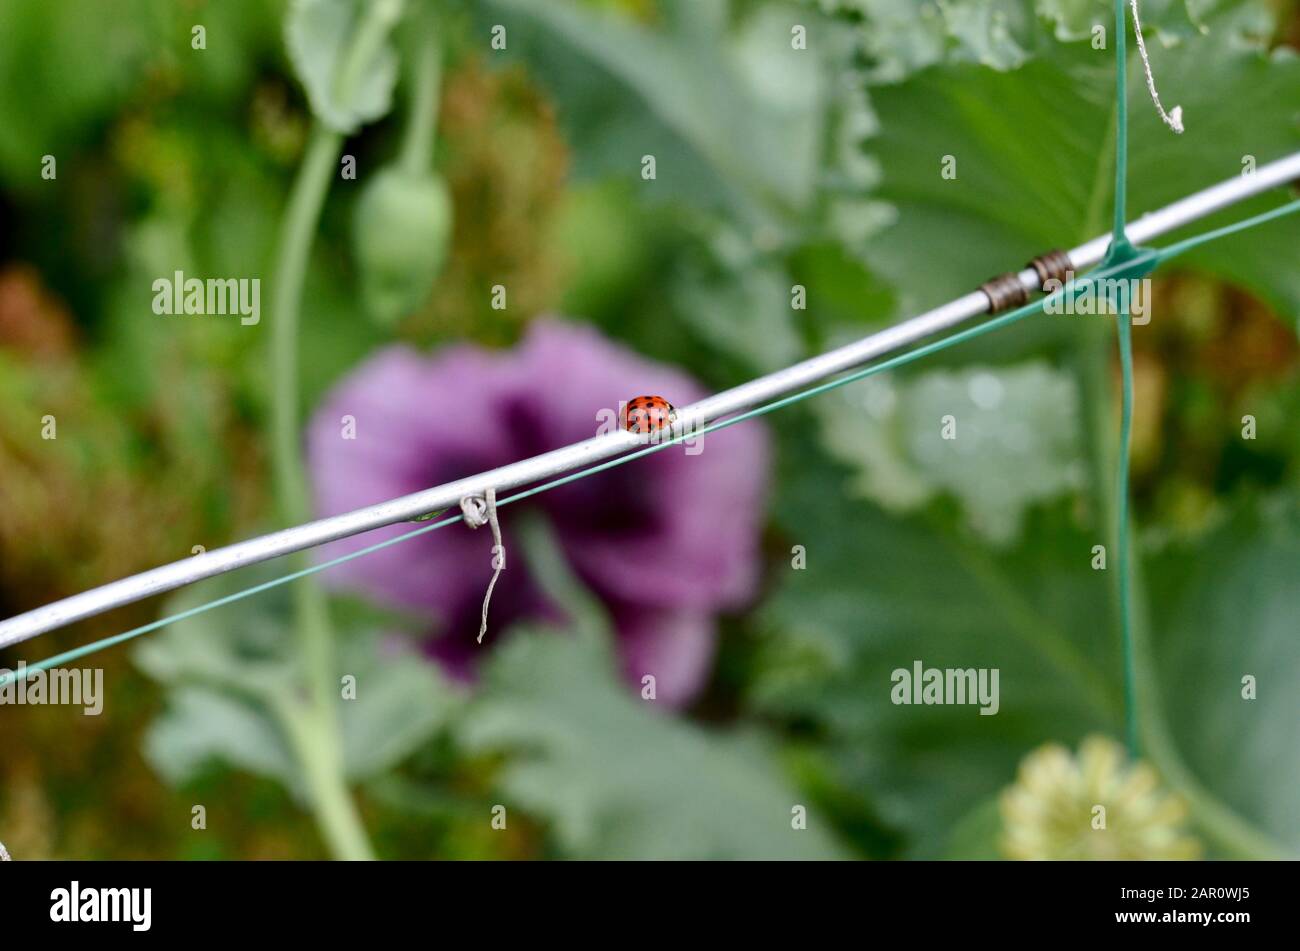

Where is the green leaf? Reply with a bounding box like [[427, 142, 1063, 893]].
[[672, 242, 804, 374], [1037, 0, 1267, 42], [842, 0, 1040, 82], [753, 423, 1296, 857], [132, 568, 300, 698], [813, 360, 1087, 544], [862, 6, 1300, 318], [751, 428, 1120, 857], [484, 0, 827, 216], [337, 626, 459, 780], [143, 687, 301, 791], [284, 0, 403, 134], [459, 627, 848, 859], [134, 564, 452, 789], [1145, 495, 1300, 851], [840, 1, 1268, 81], [788, 241, 898, 329]]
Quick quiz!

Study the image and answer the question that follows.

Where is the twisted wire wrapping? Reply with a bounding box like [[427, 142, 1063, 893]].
[[1028, 249, 1074, 289], [980, 249, 1075, 314], [978, 272, 1030, 314]]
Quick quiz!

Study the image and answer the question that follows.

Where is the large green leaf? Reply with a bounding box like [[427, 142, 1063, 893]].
[[134, 565, 453, 791], [1144, 495, 1300, 851], [837, 1, 1270, 81], [751, 427, 1120, 857], [844, 0, 1042, 81], [671, 241, 805, 374], [1038, 0, 1267, 42], [483, 0, 827, 217], [284, 0, 403, 134], [143, 686, 301, 791], [813, 360, 1087, 544], [753, 422, 1297, 857], [459, 626, 848, 859], [861, 4, 1300, 318]]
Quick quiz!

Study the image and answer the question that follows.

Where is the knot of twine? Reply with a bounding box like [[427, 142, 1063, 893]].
[[460, 488, 504, 644]]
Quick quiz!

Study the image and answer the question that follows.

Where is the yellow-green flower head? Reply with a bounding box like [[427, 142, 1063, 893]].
[[1000, 735, 1200, 860]]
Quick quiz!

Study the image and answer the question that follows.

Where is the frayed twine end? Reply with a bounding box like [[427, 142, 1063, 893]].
[[460, 489, 505, 644]]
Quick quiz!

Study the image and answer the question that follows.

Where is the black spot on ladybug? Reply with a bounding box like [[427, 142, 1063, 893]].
[[624, 395, 677, 433]]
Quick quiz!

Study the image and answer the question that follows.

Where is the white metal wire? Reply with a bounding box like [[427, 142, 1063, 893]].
[[1, 151, 1298, 651]]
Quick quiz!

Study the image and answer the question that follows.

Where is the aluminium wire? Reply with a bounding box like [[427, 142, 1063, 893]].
[[1, 152, 1299, 652]]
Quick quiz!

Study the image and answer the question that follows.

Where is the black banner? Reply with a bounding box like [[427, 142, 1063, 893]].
[[0, 860, 1286, 937]]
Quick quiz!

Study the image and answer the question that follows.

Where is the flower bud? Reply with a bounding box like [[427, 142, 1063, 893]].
[[352, 166, 452, 325]]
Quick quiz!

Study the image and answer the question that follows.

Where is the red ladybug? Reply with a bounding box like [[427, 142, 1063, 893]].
[[623, 395, 676, 434]]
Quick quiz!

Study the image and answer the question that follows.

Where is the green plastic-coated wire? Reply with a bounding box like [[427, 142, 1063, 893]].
[[8, 193, 1300, 692], [0, 511, 465, 686], [1114, 0, 1131, 244], [1115, 303, 1139, 755], [0, 261, 1135, 688], [0, 301, 1049, 687], [1158, 197, 1300, 259], [6, 0, 1300, 708], [1112, 0, 1141, 757]]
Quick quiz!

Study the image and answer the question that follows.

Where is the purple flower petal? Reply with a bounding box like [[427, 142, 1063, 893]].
[[612, 604, 719, 707], [306, 319, 769, 705]]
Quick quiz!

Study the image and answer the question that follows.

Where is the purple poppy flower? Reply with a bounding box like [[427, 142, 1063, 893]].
[[306, 319, 769, 705]]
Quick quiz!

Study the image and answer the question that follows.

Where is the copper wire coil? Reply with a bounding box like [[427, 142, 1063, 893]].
[[979, 272, 1030, 314], [1029, 249, 1073, 289]]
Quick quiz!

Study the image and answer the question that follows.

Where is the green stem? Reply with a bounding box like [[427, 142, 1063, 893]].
[[513, 511, 610, 642], [270, 125, 341, 524], [400, 15, 442, 175], [261, 0, 414, 864], [334, 0, 406, 110], [268, 121, 373, 860], [269, 123, 347, 718], [270, 691, 376, 860]]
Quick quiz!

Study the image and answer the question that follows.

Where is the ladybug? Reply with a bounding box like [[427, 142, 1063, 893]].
[[623, 395, 676, 434]]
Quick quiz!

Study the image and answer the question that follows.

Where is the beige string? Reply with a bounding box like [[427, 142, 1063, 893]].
[[1131, 0, 1184, 134], [459, 488, 504, 644]]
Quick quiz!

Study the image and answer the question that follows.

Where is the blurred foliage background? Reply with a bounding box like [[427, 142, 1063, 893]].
[[1, 0, 1298, 859]]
